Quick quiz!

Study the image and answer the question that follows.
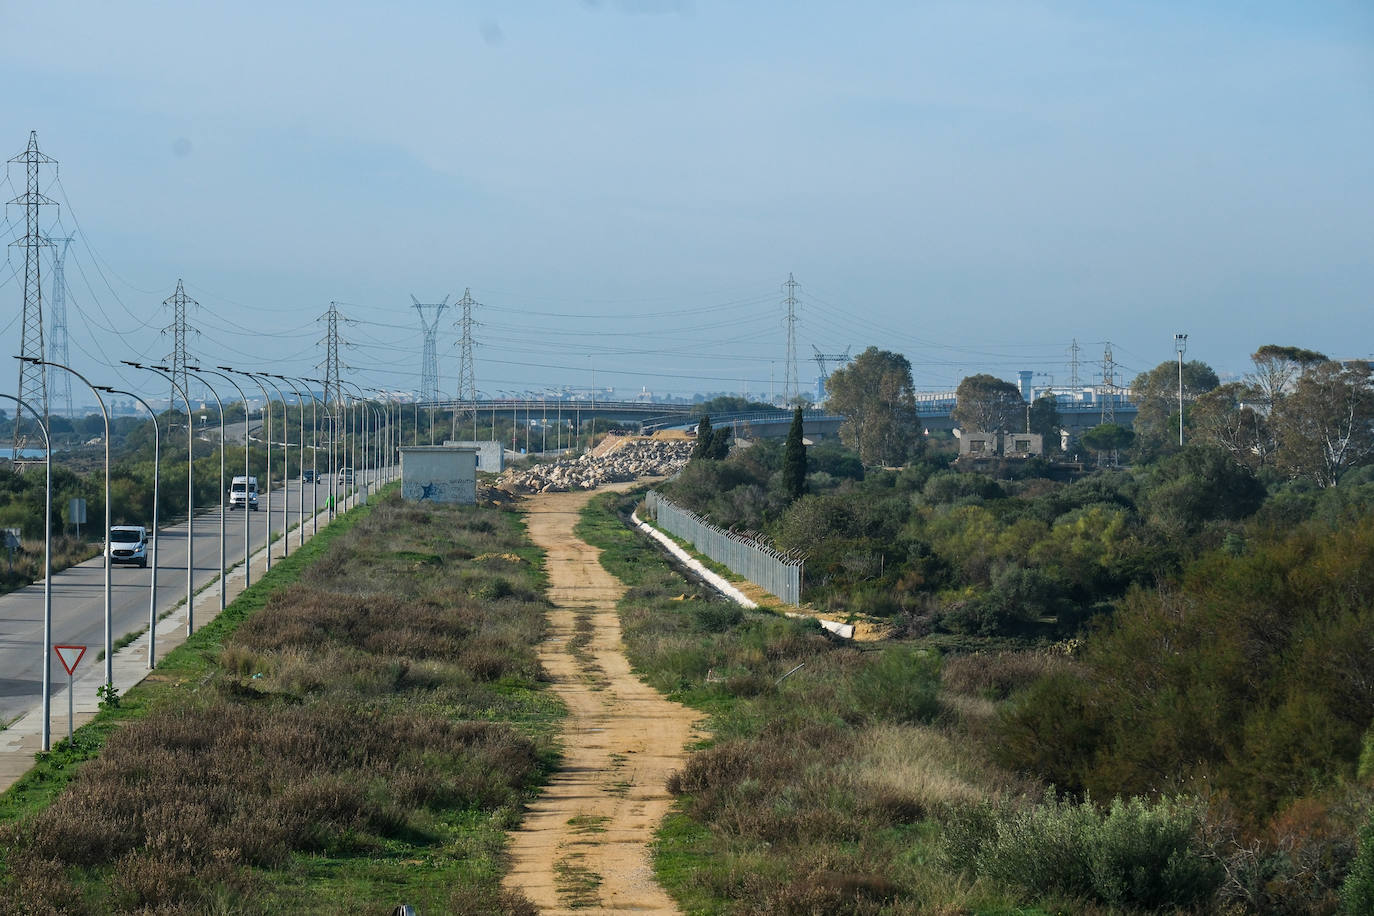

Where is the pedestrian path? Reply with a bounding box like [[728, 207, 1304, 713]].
[[0, 487, 369, 794]]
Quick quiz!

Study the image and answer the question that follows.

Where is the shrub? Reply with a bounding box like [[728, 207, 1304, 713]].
[[1344, 810, 1374, 915], [943, 791, 1221, 909]]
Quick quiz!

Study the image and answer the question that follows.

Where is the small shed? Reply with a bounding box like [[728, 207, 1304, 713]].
[[400, 446, 477, 504]]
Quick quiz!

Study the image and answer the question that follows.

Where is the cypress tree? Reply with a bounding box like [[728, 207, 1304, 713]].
[[691, 416, 714, 461], [783, 406, 807, 500]]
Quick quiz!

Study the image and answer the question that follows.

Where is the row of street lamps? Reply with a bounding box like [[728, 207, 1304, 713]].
[[8, 357, 400, 751]]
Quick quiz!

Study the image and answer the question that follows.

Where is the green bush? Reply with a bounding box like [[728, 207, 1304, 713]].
[[943, 791, 1221, 909], [1345, 810, 1374, 915]]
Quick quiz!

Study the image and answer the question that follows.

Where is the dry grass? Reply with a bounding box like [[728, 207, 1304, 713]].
[[0, 493, 553, 913]]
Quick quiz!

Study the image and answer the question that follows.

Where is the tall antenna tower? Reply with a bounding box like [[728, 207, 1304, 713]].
[[163, 279, 198, 411], [47, 237, 74, 418], [412, 294, 449, 404], [1100, 341, 1116, 426], [782, 273, 799, 403], [452, 288, 479, 440], [320, 301, 345, 411], [9, 131, 57, 451], [1068, 338, 1081, 391]]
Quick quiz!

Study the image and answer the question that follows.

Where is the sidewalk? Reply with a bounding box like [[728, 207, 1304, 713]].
[[0, 485, 371, 794]]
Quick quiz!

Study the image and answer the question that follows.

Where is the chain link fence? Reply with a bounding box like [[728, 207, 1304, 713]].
[[643, 490, 804, 604]]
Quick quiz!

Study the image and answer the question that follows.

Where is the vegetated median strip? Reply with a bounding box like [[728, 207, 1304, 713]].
[[0, 493, 560, 914]]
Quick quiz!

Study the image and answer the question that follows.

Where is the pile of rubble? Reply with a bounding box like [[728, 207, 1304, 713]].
[[495, 436, 693, 495]]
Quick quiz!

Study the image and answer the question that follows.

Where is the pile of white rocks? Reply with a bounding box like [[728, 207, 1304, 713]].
[[496, 437, 693, 494]]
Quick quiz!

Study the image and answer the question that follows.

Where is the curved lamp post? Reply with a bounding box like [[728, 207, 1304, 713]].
[[293, 378, 326, 535], [23, 357, 113, 685], [122, 362, 195, 636], [0, 394, 53, 749], [252, 372, 291, 557], [190, 367, 253, 588], [97, 387, 160, 669], [220, 368, 275, 571], [274, 375, 311, 546], [305, 378, 338, 521], [184, 367, 228, 611]]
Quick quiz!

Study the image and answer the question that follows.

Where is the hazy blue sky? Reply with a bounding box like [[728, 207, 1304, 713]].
[[3, 0, 1371, 404]]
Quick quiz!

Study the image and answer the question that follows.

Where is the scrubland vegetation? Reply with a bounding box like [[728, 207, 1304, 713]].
[[605, 390, 1374, 912], [0, 492, 553, 914]]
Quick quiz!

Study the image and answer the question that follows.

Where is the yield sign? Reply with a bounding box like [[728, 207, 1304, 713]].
[[54, 645, 87, 676]]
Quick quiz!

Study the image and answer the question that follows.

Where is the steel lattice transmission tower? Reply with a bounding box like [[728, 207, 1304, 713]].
[[782, 273, 800, 403], [1099, 341, 1116, 426], [412, 294, 449, 404], [9, 131, 57, 452], [162, 279, 199, 412], [452, 288, 479, 440], [47, 237, 74, 418], [812, 345, 850, 400], [1068, 338, 1081, 391], [319, 301, 346, 412]]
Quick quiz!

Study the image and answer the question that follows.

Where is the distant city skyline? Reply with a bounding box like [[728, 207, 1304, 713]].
[[3, 1, 1370, 404]]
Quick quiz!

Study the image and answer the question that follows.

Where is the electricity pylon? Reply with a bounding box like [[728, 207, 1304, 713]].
[[9, 131, 57, 453]]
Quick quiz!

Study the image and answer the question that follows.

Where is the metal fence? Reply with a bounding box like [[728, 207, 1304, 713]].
[[644, 490, 804, 605]]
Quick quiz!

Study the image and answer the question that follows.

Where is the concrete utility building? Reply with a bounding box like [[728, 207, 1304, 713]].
[[443, 440, 504, 472], [400, 446, 477, 504], [957, 431, 1044, 458]]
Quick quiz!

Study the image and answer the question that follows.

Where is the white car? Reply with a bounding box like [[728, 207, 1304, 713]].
[[107, 526, 149, 568]]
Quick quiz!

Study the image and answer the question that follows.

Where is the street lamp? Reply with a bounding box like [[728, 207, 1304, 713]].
[[184, 368, 227, 611], [97, 388, 160, 668], [0, 394, 53, 750], [187, 367, 252, 589], [306, 378, 338, 520], [1175, 333, 1188, 447], [274, 375, 312, 546], [221, 368, 276, 571], [123, 362, 195, 636], [251, 372, 291, 558], [23, 357, 113, 685]]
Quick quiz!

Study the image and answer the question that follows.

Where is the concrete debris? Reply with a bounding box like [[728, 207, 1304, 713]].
[[495, 437, 693, 495]]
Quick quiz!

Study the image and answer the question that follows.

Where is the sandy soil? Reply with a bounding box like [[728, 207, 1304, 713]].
[[504, 486, 703, 914]]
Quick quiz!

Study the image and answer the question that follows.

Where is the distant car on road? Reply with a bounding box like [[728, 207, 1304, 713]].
[[107, 526, 149, 568], [301, 469, 316, 483], [337, 467, 354, 484]]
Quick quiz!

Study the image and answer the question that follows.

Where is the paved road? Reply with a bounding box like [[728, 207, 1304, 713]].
[[0, 474, 369, 726]]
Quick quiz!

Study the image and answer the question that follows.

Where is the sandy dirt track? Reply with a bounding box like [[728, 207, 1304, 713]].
[[504, 486, 702, 914]]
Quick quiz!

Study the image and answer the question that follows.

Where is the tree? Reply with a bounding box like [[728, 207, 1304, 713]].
[[1248, 344, 1327, 411], [782, 406, 807, 501], [691, 416, 715, 461], [952, 374, 1025, 434], [1028, 395, 1063, 451], [1129, 360, 1219, 460], [1191, 382, 1272, 469], [1272, 361, 1374, 487], [1080, 423, 1134, 466], [825, 347, 922, 466]]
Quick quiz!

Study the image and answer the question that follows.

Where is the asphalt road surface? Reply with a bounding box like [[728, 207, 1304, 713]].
[[0, 475, 354, 726]]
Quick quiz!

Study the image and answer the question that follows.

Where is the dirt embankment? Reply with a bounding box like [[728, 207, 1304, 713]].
[[504, 486, 702, 914]]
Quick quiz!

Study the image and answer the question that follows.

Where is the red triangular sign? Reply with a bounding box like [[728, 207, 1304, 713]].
[[54, 645, 86, 676]]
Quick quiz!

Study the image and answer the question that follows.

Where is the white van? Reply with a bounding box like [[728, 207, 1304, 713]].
[[107, 526, 149, 567], [229, 475, 259, 511]]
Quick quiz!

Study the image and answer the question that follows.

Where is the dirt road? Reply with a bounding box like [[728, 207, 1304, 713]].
[[504, 487, 702, 914]]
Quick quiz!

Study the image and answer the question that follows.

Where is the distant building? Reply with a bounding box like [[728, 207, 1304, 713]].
[[956, 430, 1043, 459]]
